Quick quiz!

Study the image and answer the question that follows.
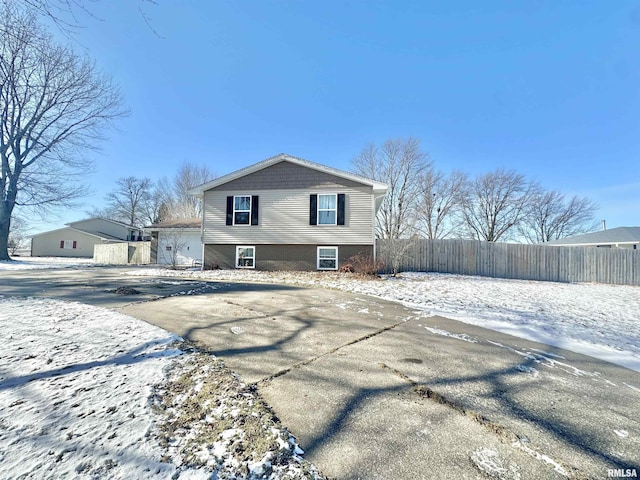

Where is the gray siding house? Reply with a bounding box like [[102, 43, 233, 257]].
[[31, 217, 144, 258], [545, 226, 640, 250], [189, 153, 387, 271]]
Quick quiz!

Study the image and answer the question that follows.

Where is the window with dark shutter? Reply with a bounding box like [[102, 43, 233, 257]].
[[60, 240, 64, 249], [251, 196, 259, 225], [310, 194, 317, 225], [337, 193, 346, 225], [226, 196, 234, 225], [72, 241, 77, 249]]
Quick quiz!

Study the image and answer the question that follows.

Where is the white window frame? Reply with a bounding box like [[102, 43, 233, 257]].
[[317, 193, 337, 225], [233, 195, 252, 226], [62, 240, 75, 249], [317, 246, 338, 271], [236, 245, 256, 269]]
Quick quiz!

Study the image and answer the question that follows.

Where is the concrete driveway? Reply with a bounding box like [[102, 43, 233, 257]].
[[2, 268, 639, 478], [121, 281, 640, 479]]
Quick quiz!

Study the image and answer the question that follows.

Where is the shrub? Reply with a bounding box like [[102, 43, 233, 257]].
[[340, 253, 383, 276]]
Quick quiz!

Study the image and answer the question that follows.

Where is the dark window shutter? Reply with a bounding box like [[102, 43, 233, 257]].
[[60, 240, 64, 249], [226, 196, 233, 225], [251, 196, 259, 225], [72, 241, 77, 249], [337, 193, 346, 225], [310, 194, 317, 225]]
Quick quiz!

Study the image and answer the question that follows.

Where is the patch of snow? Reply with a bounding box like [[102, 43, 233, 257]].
[[422, 325, 478, 343], [470, 447, 521, 479], [0, 256, 96, 270], [623, 383, 640, 394], [614, 429, 629, 438], [512, 441, 569, 477], [0, 296, 190, 479]]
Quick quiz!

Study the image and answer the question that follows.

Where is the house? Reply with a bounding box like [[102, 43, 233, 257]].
[[545, 226, 640, 250], [146, 218, 202, 266], [188, 153, 388, 271], [31, 217, 145, 258]]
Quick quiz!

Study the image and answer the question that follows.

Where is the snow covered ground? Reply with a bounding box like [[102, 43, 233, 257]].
[[125, 268, 640, 373], [0, 256, 96, 270], [0, 293, 322, 479], [1, 257, 639, 478]]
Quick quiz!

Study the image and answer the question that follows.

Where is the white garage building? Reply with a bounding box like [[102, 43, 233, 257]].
[[147, 218, 202, 267]]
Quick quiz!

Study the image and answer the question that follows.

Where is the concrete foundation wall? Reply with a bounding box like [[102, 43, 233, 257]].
[[204, 244, 373, 271]]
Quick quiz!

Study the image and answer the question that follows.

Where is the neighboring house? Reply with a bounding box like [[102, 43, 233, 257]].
[[188, 153, 388, 271], [146, 218, 202, 266], [545, 226, 640, 250], [31, 217, 145, 258]]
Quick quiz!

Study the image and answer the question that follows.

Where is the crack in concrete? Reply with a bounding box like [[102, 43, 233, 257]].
[[379, 362, 579, 479], [256, 318, 410, 385]]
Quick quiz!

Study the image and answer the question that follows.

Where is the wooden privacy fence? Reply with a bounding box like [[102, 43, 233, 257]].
[[376, 238, 640, 286], [93, 242, 151, 265]]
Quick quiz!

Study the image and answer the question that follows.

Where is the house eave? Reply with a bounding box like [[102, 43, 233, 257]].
[[188, 153, 388, 196]]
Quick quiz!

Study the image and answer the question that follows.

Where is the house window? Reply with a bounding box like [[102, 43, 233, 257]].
[[236, 246, 255, 269], [317, 246, 338, 270], [318, 194, 337, 225], [166, 245, 172, 252], [60, 240, 76, 249], [234, 196, 251, 225], [227, 195, 259, 226], [310, 193, 345, 226]]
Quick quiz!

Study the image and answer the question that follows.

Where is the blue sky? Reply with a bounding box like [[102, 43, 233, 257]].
[[36, 0, 640, 231]]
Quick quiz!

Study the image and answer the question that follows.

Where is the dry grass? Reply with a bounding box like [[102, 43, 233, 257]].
[[151, 350, 324, 479]]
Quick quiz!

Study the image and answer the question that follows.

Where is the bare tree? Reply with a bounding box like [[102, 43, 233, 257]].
[[20, 0, 161, 37], [519, 190, 598, 243], [144, 180, 171, 225], [104, 177, 153, 227], [7, 215, 28, 255], [169, 161, 216, 219], [352, 137, 430, 239], [416, 169, 467, 239], [0, 4, 126, 260], [461, 169, 537, 242]]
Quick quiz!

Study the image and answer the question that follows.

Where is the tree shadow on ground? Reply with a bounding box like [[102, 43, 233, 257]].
[[300, 352, 639, 477], [0, 337, 178, 391]]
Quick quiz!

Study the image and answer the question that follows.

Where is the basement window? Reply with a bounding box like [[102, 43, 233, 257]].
[[236, 246, 255, 269], [317, 246, 338, 270]]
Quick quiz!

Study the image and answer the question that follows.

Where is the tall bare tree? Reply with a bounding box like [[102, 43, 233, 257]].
[[104, 177, 153, 227], [519, 190, 598, 243], [169, 161, 216, 219], [461, 169, 537, 242], [352, 137, 430, 239], [0, 4, 126, 260], [416, 169, 467, 239]]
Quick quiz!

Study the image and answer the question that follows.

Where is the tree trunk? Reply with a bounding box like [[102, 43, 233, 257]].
[[0, 203, 13, 261]]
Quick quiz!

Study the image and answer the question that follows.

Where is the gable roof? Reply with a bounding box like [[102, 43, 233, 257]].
[[188, 153, 388, 196], [66, 217, 136, 230], [545, 227, 640, 246], [146, 218, 201, 230], [30, 225, 123, 242]]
